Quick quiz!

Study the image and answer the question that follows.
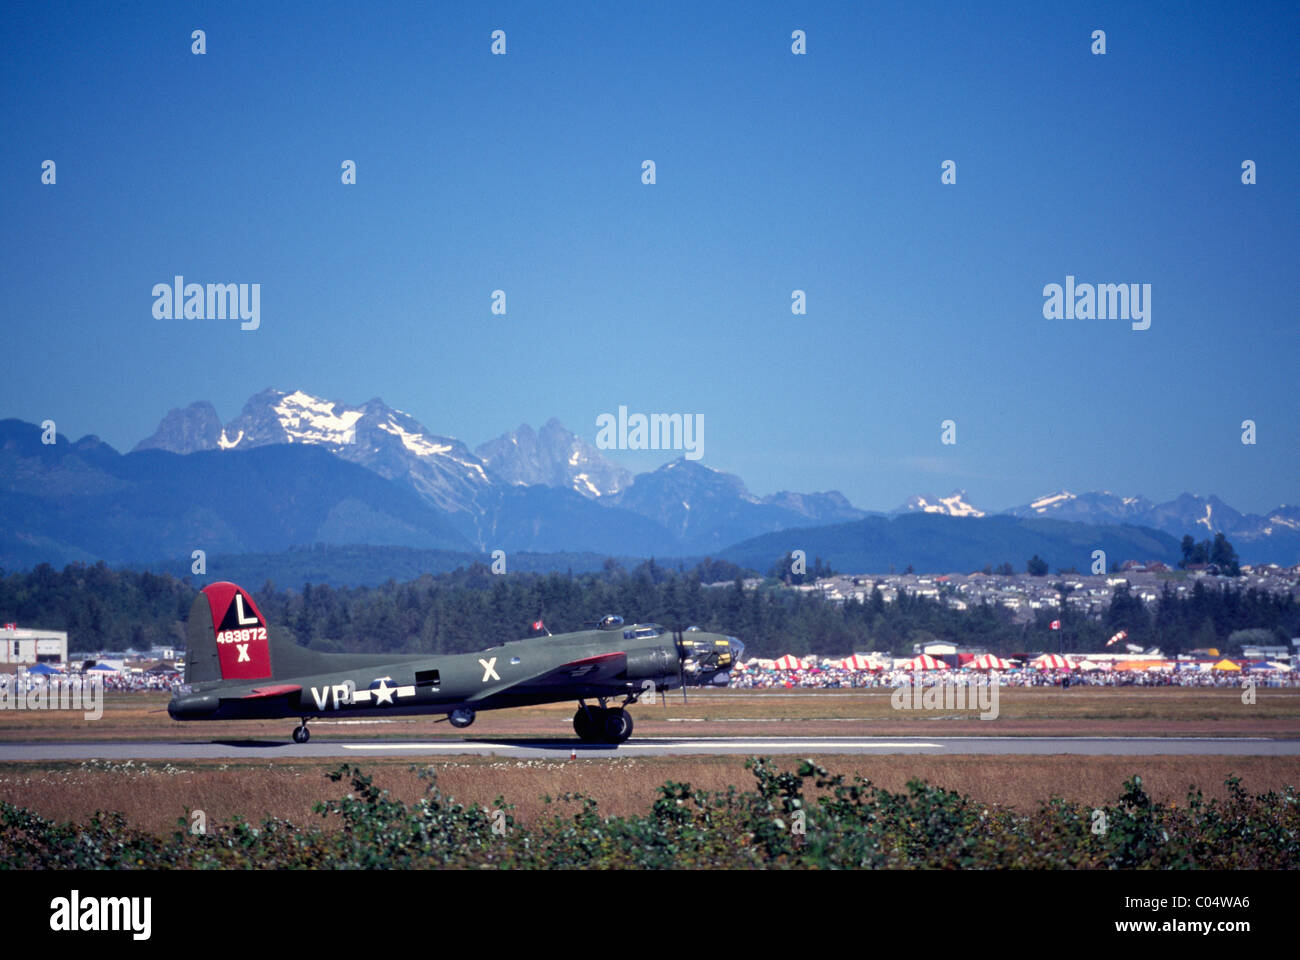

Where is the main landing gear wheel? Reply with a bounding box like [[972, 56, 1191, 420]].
[[292, 724, 310, 744], [602, 707, 633, 744], [574, 706, 606, 742]]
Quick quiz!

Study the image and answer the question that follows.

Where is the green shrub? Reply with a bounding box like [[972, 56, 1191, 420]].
[[1, 761, 1296, 869]]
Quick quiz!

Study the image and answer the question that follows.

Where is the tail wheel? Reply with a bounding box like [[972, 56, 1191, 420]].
[[573, 706, 605, 742], [602, 707, 633, 743]]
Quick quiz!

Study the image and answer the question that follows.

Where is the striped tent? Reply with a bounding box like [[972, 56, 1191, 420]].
[[1031, 654, 1076, 670], [840, 653, 876, 670], [772, 654, 805, 670], [967, 654, 1015, 670], [900, 654, 950, 671]]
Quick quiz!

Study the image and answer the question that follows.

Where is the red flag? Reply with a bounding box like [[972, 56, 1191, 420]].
[[532, 620, 544, 631], [3, 623, 14, 631], [1050, 619, 1061, 630]]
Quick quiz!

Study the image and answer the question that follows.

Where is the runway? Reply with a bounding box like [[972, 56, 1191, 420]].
[[2, 736, 1298, 760]]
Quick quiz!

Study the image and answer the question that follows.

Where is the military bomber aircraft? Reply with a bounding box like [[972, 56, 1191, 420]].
[[168, 581, 743, 744]]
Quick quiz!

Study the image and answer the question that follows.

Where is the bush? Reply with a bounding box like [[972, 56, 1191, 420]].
[[1, 761, 1296, 869]]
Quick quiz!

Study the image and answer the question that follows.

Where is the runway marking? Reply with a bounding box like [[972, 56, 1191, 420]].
[[879, 735, 1278, 742], [665, 717, 872, 722], [341, 740, 944, 750], [624, 740, 943, 749]]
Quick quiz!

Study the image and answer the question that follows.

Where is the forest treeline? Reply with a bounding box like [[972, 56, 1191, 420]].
[[1, 560, 1296, 658]]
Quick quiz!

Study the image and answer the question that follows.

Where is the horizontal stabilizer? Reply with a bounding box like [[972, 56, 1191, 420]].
[[242, 684, 303, 699]]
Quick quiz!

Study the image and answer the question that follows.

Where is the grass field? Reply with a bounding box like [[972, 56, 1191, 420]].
[[2, 686, 1297, 741], [3, 754, 1298, 836]]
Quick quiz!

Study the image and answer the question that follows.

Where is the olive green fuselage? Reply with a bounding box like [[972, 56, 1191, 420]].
[[168, 626, 737, 722]]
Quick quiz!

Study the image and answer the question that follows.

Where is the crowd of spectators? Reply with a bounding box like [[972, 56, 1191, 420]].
[[728, 664, 1299, 689], [4, 661, 1294, 697], [0, 669, 179, 695]]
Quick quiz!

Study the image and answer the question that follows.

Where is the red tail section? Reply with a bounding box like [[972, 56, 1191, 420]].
[[202, 582, 273, 681]]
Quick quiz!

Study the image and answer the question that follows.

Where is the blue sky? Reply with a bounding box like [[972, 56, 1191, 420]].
[[3, 1, 1297, 514]]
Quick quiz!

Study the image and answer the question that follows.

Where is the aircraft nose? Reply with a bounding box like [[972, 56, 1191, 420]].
[[723, 636, 743, 666]]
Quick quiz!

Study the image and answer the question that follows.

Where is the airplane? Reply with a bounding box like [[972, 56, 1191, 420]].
[[168, 581, 743, 744]]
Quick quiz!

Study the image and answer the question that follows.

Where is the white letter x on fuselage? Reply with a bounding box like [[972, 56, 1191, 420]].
[[479, 658, 499, 682]]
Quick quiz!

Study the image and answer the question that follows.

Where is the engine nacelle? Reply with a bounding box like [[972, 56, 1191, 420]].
[[624, 646, 674, 682]]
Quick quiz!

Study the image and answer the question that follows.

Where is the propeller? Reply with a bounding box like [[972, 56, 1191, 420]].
[[673, 626, 688, 705]]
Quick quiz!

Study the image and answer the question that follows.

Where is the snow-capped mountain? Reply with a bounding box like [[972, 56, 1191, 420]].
[[1005, 490, 1157, 524], [474, 418, 632, 499], [1, 418, 473, 566], [130, 389, 865, 553], [1004, 489, 1300, 553], [123, 391, 1296, 562], [895, 490, 985, 517], [136, 389, 492, 516]]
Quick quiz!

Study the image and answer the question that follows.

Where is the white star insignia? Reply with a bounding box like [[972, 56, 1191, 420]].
[[372, 678, 396, 705]]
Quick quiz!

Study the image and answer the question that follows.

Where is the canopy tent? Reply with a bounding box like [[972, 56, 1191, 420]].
[[25, 662, 64, 675], [1267, 661, 1293, 672], [772, 654, 805, 670], [967, 654, 1015, 670], [900, 654, 950, 671], [1212, 659, 1242, 672], [840, 653, 877, 670], [1031, 654, 1076, 670]]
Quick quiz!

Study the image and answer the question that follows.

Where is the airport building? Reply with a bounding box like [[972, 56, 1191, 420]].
[[1, 626, 69, 665]]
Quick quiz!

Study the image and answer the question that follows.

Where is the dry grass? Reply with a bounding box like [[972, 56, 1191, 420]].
[[2, 754, 1296, 836]]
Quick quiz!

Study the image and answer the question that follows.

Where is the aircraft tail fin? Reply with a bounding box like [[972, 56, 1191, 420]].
[[184, 582, 275, 684]]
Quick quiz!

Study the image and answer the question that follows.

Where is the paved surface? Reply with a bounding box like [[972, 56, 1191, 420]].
[[1, 736, 1297, 760]]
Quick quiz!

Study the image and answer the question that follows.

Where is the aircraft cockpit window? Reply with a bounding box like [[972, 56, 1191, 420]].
[[598, 615, 624, 630]]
